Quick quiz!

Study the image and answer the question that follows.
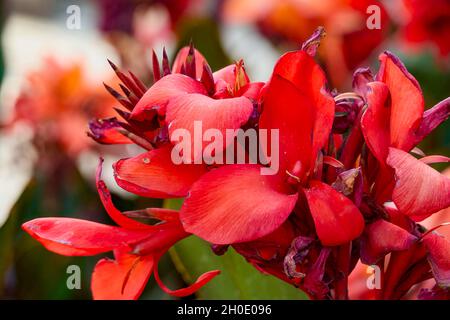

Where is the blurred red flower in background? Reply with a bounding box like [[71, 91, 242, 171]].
[[400, 0, 450, 60], [8, 59, 119, 156], [222, 0, 390, 87]]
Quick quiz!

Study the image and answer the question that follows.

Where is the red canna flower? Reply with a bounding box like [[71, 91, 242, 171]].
[[22, 159, 219, 300], [347, 51, 450, 300], [107, 45, 263, 198], [360, 51, 450, 220], [179, 43, 364, 246], [21, 29, 450, 300]]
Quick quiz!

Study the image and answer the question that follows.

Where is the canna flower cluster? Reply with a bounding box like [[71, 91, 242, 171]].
[[23, 28, 450, 300]]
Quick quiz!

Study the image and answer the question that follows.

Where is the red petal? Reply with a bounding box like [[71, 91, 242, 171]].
[[423, 233, 450, 287], [21, 218, 150, 256], [131, 222, 189, 255], [376, 52, 424, 151], [304, 181, 365, 246], [419, 155, 450, 164], [114, 145, 207, 198], [131, 74, 207, 119], [360, 219, 417, 264], [387, 148, 450, 221], [154, 262, 220, 297], [361, 81, 391, 162], [166, 94, 253, 162], [172, 46, 206, 79], [180, 164, 298, 244], [323, 156, 344, 169], [91, 252, 154, 300], [260, 50, 334, 178], [96, 158, 152, 230]]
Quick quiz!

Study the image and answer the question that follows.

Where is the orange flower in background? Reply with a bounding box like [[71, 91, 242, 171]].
[[10, 59, 121, 156], [222, 0, 390, 87]]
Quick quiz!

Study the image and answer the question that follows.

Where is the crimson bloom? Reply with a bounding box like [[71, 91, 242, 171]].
[[350, 50, 450, 299], [110, 45, 263, 198], [22, 159, 219, 299], [21, 30, 450, 300], [180, 46, 364, 246], [360, 51, 450, 220]]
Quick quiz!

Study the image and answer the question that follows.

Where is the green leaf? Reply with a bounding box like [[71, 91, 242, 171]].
[[165, 199, 308, 300]]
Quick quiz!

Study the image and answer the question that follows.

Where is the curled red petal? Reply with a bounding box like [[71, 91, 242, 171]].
[[96, 158, 153, 230], [387, 147, 450, 221], [360, 219, 418, 265], [154, 262, 220, 297], [304, 180, 365, 246], [323, 156, 344, 169], [131, 74, 207, 119], [166, 93, 253, 162], [376, 51, 424, 151], [114, 145, 207, 198], [91, 253, 154, 300], [419, 155, 450, 164], [180, 164, 298, 244], [22, 218, 150, 256], [260, 50, 334, 178], [361, 81, 391, 163]]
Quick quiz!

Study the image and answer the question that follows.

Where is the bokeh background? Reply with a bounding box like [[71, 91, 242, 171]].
[[0, 0, 448, 299]]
